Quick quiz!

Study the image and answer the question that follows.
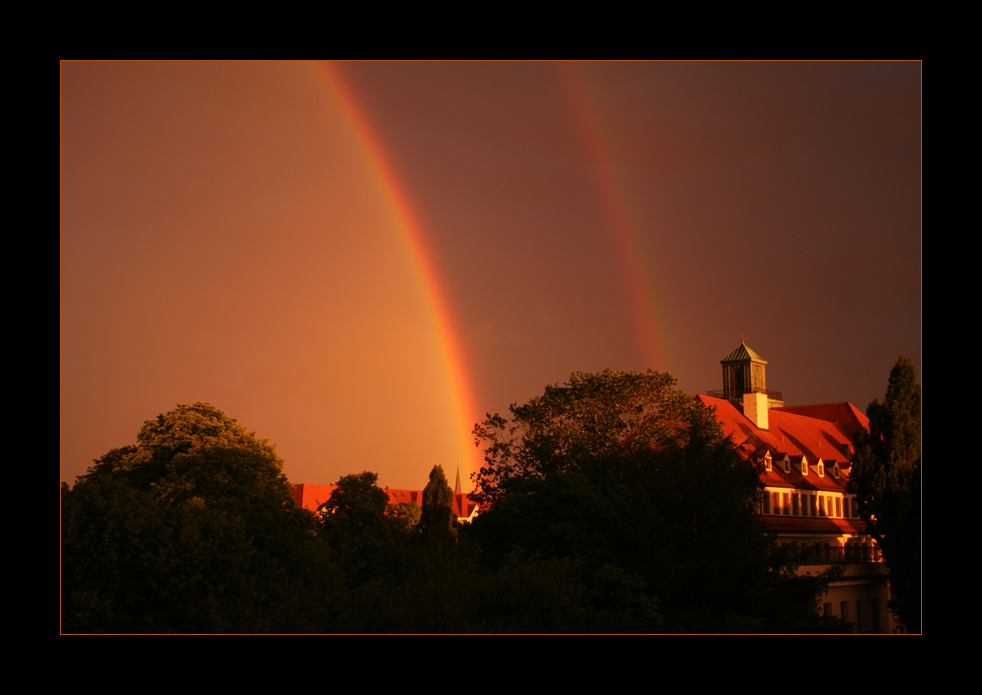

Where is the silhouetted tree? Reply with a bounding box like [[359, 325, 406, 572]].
[[61, 403, 336, 633], [318, 471, 394, 587], [471, 370, 833, 632], [850, 356, 921, 632], [419, 465, 456, 549]]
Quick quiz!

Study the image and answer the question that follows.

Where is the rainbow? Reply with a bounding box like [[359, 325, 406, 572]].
[[317, 62, 481, 484], [314, 61, 672, 485], [553, 61, 670, 372]]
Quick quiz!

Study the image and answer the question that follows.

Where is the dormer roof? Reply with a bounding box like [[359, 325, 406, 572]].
[[696, 394, 862, 493]]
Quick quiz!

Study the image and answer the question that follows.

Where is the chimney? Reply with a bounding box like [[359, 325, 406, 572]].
[[743, 391, 769, 430]]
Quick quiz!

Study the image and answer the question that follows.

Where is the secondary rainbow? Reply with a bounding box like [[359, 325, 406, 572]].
[[554, 61, 671, 372]]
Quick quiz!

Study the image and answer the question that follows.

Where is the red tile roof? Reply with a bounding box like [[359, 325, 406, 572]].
[[773, 402, 868, 432], [695, 395, 871, 497]]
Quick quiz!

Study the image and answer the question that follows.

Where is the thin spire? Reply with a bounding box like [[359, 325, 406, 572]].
[[455, 461, 461, 494]]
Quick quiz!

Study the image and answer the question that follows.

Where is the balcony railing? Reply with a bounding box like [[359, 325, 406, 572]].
[[793, 544, 884, 565]]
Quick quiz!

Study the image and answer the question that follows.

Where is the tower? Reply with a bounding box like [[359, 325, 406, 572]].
[[720, 340, 768, 401]]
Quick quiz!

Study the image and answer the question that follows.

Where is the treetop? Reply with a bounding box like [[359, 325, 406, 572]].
[[472, 369, 723, 507]]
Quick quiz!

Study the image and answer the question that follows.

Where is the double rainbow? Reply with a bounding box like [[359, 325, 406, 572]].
[[318, 61, 669, 486]]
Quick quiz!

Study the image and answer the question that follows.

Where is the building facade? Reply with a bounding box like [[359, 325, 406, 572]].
[[702, 342, 901, 632]]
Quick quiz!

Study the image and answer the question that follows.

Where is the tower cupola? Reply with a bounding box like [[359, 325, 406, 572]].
[[720, 340, 769, 401]]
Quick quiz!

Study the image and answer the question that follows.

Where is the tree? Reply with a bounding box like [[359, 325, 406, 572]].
[[471, 370, 718, 509], [418, 465, 457, 548], [387, 502, 422, 537], [62, 403, 336, 633], [470, 370, 822, 632], [318, 471, 395, 587], [849, 356, 921, 632]]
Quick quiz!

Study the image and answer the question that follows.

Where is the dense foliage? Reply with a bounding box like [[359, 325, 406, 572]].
[[470, 370, 834, 632], [63, 386, 841, 633], [849, 356, 921, 632], [61, 403, 337, 633]]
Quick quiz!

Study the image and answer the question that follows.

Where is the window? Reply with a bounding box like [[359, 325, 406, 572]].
[[835, 497, 841, 517], [783, 492, 790, 514], [801, 457, 809, 475]]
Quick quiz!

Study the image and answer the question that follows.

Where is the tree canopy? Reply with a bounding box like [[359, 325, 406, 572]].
[[419, 465, 456, 546], [318, 471, 396, 587], [849, 356, 921, 632], [471, 370, 725, 508], [62, 403, 335, 633], [469, 370, 824, 632]]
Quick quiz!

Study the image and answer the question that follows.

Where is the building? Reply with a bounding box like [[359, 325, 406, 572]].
[[291, 482, 480, 523], [701, 341, 901, 633]]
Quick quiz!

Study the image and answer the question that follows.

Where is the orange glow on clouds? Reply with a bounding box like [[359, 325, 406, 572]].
[[61, 61, 920, 493], [317, 62, 481, 483]]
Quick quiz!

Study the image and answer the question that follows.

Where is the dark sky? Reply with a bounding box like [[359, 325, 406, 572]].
[[60, 61, 921, 490]]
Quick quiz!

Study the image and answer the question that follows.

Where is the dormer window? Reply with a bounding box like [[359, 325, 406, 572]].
[[784, 456, 791, 474], [833, 462, 840, 479], [817, 460, 825, 478], [801, 456, 809, 476], [763, 451, 772, 472]]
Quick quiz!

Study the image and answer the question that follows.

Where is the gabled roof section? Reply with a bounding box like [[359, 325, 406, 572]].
[[773, 402, 869, 432], [720, 341, 767, 364], [291, 483, 337, 512]]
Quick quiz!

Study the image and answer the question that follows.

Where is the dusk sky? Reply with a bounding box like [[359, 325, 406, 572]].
[[61, 61, 921, 491]]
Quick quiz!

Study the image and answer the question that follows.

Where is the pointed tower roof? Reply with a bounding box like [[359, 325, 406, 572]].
[[720, 341, 768, 365]]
